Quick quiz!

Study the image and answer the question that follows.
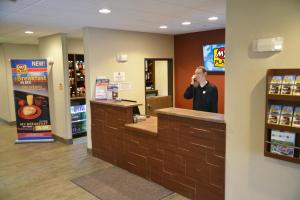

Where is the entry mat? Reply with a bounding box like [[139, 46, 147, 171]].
[[71, 166, 173, 200]]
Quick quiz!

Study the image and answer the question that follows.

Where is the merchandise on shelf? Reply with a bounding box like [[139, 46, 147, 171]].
[[267, 105, 282, 124], [281, 75, 296, 95], [292, 107, 300, 128], [270, 130, 295, 157], [279, 106, 294, 126], [293, 76, 300, 96], [268, 75, 282, 95]]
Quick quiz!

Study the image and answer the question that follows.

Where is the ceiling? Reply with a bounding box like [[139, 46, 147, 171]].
[[0, 0, 225, 44]]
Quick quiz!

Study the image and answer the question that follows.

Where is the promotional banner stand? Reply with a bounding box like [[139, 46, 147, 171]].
[[11, 59, 54, 143]]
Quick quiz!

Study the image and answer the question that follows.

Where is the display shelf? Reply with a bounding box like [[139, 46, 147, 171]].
[[264, 151, 300, 164], [72, 119, 87, 123], [266, 124, 300, 134], [265, 141, 300, 150], [267, 94, 300, 103], [265, 68, 300, 164], [145, 60, 155, 89], [68, 54, 86, 98]]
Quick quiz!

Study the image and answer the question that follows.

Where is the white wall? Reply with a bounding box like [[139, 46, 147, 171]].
[[83, 27, 174, 148], [39, 34, 71, 140], [0, 44, 39, 122], [155, 60, 168, 96], [225, 0, 300, 200], [67, 38, 84, 54]]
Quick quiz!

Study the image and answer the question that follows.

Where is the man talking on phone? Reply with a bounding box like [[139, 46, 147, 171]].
[[184, 66, 218, 113]]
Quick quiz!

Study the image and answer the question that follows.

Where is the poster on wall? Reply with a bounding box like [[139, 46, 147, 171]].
[[11, 59, 54, 143]]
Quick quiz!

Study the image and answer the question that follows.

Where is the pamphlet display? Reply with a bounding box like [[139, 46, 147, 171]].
[[292, 107, 300, 128], [268, 75, 300, 95], [270, 130, 295, 157], [279, 106, 294, 126], [268, 76, 282, 95], [267, 105, 282, 124], [95, 77, 118, 100], [95, 78, 109, 100], [293, 76, 300, 96], [11, 59, 53, 143], [265, 69, 300, 164], [107, 84, 118, 100], [281, 75, 296, 95]]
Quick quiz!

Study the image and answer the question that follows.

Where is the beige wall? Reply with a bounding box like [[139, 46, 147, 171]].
[[225, 0, 300, 200], [154, 60, 168, 96], [39, 34, 71, 140], [83, 27, 174, 148], [0, 44, 39, 122], [67, 38, 84, 54]]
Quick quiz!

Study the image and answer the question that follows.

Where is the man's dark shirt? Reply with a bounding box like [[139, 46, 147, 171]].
[[184, 81, 218, 113]]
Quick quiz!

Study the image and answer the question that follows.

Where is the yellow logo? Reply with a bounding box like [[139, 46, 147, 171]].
[[213, 47, 225, 68], [16, 64, 27, 74]]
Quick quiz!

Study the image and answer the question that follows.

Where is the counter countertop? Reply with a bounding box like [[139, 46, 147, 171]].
[[156, 107, 225, 124], [90, 100, 142, 108], [125, 116, 158, 136]]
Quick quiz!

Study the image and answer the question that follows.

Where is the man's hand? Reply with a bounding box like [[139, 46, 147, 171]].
[[191, 75, 196, 84], [191, 74, 199, 87]]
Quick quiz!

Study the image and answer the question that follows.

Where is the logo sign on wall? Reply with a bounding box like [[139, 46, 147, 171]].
[[11, 59, 54, 143]]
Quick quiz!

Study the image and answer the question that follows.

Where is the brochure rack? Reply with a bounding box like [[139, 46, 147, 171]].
[[265, 69, 300, 164]]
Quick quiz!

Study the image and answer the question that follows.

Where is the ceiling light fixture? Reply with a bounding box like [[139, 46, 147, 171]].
[[159, 25, 168, 29], [98, 8, 111, 14], [25, 31, 34, 34], [208, 16, 218, 21], [181, 21, 191, 26]]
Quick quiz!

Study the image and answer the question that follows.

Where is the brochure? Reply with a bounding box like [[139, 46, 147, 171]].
[[279, 106, 294, 126], [281, 75, 296, 95], [107, 84, 118, 100], [268, 76, 282, 95], [267, 105, 282, 124], [95, 77, 109, 100], [292, 107, 300, 128], [270, 130, 295, 157], [293, 76, 300, 96]]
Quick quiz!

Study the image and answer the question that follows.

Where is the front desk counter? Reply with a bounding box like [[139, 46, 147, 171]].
[[90, 100, 226, 200]]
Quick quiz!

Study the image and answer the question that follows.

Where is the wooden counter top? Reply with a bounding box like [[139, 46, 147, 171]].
[[125, 116, 158, 136], [90, 100, 142, 108], [156, 107, 225, 124]]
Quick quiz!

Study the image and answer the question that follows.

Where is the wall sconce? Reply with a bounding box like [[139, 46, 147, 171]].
[[116, 54, 128, 63], [252, 37, 283, 52]]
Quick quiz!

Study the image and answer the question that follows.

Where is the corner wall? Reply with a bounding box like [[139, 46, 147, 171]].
[[225, 0, 300, 199], [83, 27, 174, 149], [0, 44, 39, 122], [39, 34, 71, 140]]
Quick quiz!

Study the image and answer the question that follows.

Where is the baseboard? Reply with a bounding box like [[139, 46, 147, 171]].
[[0, 118, 16, 126], [53, 134, 73, 144], [87, 148, 92, 155]]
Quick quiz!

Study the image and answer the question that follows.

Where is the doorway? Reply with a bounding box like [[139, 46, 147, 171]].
[[144, 58, 173, 116]]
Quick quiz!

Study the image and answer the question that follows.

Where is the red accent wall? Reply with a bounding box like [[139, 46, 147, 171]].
[[174, 29, 225, 113]]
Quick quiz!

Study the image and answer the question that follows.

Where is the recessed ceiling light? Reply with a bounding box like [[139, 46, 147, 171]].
[[208, 16, 218, 21], [181, 21, 191, 26], [159, 25, 168, 29], [25, 31, 34, 34], [98, 8, 111, 14]]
